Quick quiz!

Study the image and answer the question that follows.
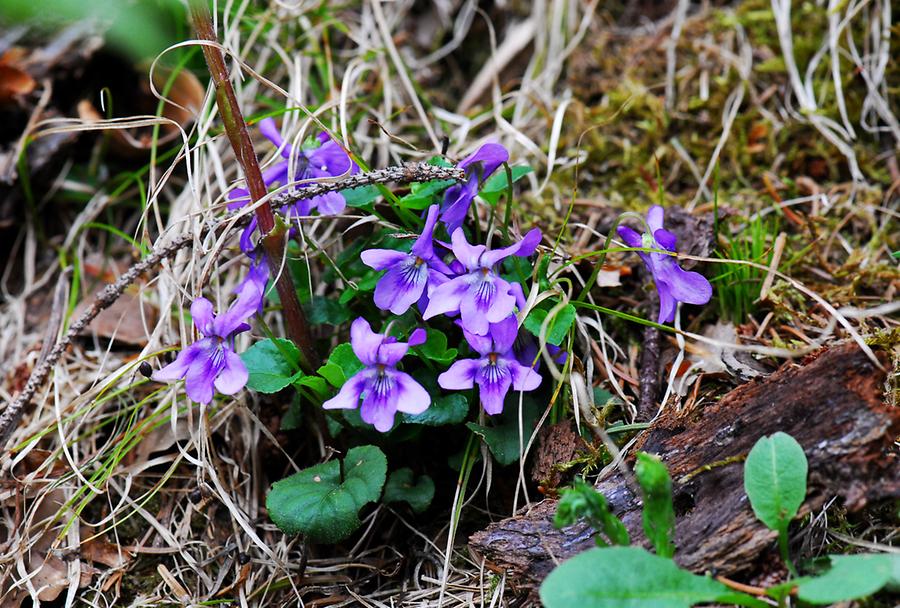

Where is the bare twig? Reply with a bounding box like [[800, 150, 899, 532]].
[[0, 163, 464, 450]]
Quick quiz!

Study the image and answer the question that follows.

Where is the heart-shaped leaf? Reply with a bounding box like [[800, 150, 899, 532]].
[[266, 445, 387, 543], [241, 338, 301, 393], [383, 468, 435, 513]]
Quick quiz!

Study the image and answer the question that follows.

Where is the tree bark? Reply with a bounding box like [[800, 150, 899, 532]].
[[469, 343, 899, 588]]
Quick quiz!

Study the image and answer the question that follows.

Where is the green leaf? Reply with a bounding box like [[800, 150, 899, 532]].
[[539, 547, 765, 608], [318, 343, 364, 388], [743, 432, 807, 532], [266, 445, 387, 543], [241, 338, 301, 393], [635, 452, 676, 558], [523, 304, 576, 346], [305, 296, 352, 326], [342, 185, 380, 208], [413, 329, 458, 365], [466, 398, 540, 466], [383, 468, 435, 513], [555, 479, 629, 547], [399, 172, 455, 210], [479, 165, 533, 206], [797, 554, 895, 604], [292, 374, 329, 399], [402, 393, 469, 426]]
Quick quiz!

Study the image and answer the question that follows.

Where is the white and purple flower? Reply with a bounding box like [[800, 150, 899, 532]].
[[617, 205, 713, 323], [440, 143, 509, 233], [360, 204, 452, 315], [228, 118, 358, 252], [153, 281, 261, 404], [322, 318, 431, 432], [438, 315, 542, 415], [423, 227, 541, 336]]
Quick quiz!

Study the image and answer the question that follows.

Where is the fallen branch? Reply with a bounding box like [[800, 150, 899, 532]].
[[0, 163, 465, 449], [469, 342, 899, 588]]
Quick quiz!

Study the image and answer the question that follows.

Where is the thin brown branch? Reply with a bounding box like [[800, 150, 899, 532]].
[[188, 0, 317, 373]]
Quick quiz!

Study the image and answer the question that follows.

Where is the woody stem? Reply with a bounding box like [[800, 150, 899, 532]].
[[188, 0, 318, 372]]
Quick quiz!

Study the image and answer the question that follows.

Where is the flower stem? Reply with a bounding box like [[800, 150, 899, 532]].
[[187, 0, 318, 373]]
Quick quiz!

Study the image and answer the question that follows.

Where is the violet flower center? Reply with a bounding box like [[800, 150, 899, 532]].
[[483, 356, 509, 384], [371, 367, 394, 399]]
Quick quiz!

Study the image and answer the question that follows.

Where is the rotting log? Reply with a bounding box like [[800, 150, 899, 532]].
[[469, 342, 900, 588]]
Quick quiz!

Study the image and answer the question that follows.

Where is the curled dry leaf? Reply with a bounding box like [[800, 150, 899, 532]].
[[80, 535, 132, 569]]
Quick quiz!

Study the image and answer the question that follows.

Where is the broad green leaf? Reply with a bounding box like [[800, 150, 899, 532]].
[[413, 329, 458, 365], [635, 452, 676, 558], [266, 445, 387, 543], [383, 468, 435, 513], [539, 547, 765, 608], [479, 165, 533, 206], [402, 393, 469, 426], [466, 399, 540, 466], [524, 304, 576, 346], [318, 343, 364, 388], [797, 554, 894, 604], [241, 338, 301, 393], [744, 432, 807, 532], [555, 479, 629, 547], [342, 185, 380, 208]]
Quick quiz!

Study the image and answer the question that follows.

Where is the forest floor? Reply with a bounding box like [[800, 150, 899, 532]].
[[0, 0, 898, 606]]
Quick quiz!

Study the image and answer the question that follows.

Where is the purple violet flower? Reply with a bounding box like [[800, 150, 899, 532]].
[[234, 256, 270, 313], [438, 315, 541, 415], [228, 118, 358, 252], [152, 281, 261, 404], [617, 205, 713, 323], [440, 143, 509, 232], [360, 204, 452, 315], [423, 227, 541, 336], [322, 318, 430, 432]]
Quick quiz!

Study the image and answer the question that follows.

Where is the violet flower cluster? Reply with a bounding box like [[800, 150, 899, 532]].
[[358, 215, 546, 419], [154, 129, 713, 437], [348, 143, 548, 421]]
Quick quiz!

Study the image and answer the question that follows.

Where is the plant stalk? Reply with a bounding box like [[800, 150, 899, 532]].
[[187, 0, 318, 372]]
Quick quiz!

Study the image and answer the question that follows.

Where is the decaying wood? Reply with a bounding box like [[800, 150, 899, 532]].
[[469, 342, 899, 588]]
